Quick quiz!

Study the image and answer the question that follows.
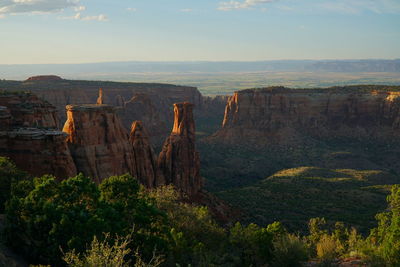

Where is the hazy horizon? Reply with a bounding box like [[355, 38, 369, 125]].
[[1, 0, 400, 64]]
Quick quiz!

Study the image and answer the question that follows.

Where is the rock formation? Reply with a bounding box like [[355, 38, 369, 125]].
[[96, 88, 104, 105], [0, 93, 59, 128], [129, 121, 164, 188], [212, 86, 400, 145], [119, 93, 168, 143], [158, 102, 202, 196], [0, 92, 76, 178], [63, 104, 136, 183], [3, 79, 204, 133], [0, 129, 77, 178]]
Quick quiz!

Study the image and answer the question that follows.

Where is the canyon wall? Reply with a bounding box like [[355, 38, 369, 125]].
[[2, 77, 204, 142], [63, 104, 136, 183], [0, 92, 76, 178], [158, 102, 202, 196], [0, 129, 77, 178], [212, 86, 400, 145], [0, 93, 59, 128]]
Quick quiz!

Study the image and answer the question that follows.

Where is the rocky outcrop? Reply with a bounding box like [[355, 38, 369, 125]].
[[0, 92, 76, 178], [0, 129, 77, 179], [63, 104, 136, 183], [96, 88, 104, 105], [0, 93, 59, 128], [212, 87, 400, 145], [130, 121, 164, 187], [158, 102, 202, 196], [25, 75, 63, 82], [3, 79, 203, 133]]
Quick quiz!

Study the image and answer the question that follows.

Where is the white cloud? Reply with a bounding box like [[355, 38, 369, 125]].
[[0, 0, 78, 15], [180, 8, 193, 12], [218, 0, 274, 11], [0, 14, 4, 18], [60, 12, 108, 21], [320, 0, 400, 14], [74, 5, 85, 12], [81, 13, 107, 21], [126, 7, 136, 12]]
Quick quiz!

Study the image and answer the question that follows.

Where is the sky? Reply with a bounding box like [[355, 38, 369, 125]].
[[0, 0, 399, 64]]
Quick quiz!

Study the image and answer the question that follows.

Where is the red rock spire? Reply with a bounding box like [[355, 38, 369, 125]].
[[158, 102, 202, 197]]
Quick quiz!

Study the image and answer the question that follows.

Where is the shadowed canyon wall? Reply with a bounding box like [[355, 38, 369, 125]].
[[130, 120, 164, 188], [62, 104, 137, 183], [212, 86, 400, 146], [0, 92, 76, 178]]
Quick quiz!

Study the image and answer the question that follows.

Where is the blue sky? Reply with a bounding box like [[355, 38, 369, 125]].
[[0, 0, 399, 64]]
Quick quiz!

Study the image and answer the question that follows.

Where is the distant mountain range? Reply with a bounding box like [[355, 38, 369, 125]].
[[1, 59, 399, 80]]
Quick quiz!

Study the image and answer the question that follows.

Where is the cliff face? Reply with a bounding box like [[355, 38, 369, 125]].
[[130, 121, 164, 188], [158, 102, 202, 196], [0, 129, 77, 178], [213, 87, 400, 145], [63, 104, 136, 183], [0, 93, 76, 178], [3, 79, 203, 133], [0, 93, 59, 128], [119, 93, 168, 143]]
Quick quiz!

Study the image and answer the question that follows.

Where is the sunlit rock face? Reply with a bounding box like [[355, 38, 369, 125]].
[[63, 104, 136, 183], [212, 87, 400, 145], [158, 102, 202, 197]]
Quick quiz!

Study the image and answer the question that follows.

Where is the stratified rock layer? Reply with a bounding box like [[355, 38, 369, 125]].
[[0, 92, 76, 178], [4, 80, 203, 137], [158, 102, 202, 196], [213, 87, 400, 145], [0, 93, 59, 128], [0, 129, 77, 178], [130, 121, 164, 187], [63, 104, 135, 183]]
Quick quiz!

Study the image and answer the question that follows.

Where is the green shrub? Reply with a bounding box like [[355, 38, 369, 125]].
[[365, 185, 400, 266], [5, 174, 167, 265], [63, 234, 132, 267], [271, 233, 309, 267], [316, 234, 338, 263], [0, 157, 27, 212], [229, 222, 274, 266]]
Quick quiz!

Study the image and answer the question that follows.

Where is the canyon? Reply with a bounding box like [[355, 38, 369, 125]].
[[1, 76, 205, 143], [3, 79, 400, 228], [212, 86, 400, 146], [0, 84, 205, 197]]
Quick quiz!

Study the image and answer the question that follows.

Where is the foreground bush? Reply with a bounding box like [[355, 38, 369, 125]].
[[0, 157, 27, 212], [270, 233, 309, 266], [5, 174, 167, 265]]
